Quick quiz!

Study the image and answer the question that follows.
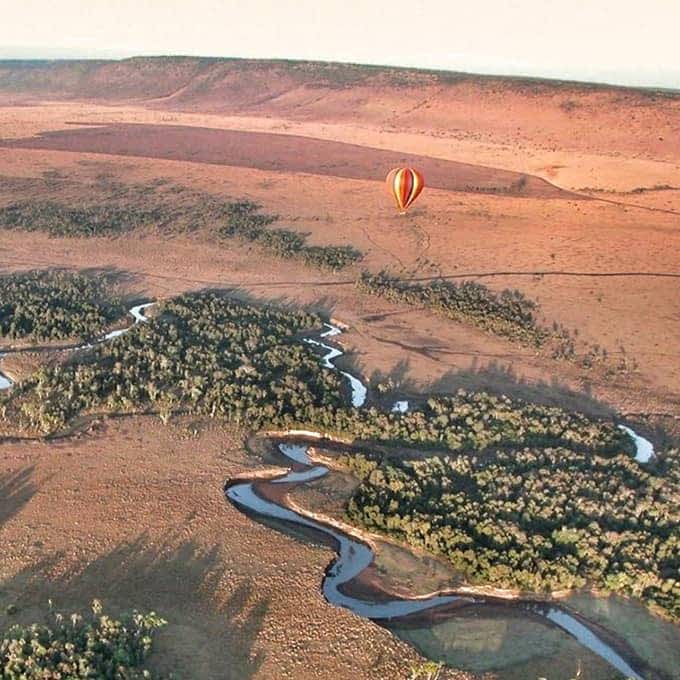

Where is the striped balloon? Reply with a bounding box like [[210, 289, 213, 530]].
[[386, 167, 425, 213]]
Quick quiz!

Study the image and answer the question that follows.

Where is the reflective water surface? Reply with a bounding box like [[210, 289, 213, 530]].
[[226, 323, 665, 679]]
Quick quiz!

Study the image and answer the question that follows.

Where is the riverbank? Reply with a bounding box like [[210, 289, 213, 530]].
[[230, 432, 671, 679], [224, 315, 674, 678], [0, 415, 430, 680]]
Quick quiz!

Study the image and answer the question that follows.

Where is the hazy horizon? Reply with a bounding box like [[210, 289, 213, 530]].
[[2, 1, 679, 90], [1, 48, 678, 92]]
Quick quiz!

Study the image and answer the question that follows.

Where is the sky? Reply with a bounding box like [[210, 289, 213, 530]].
[[1, 0, 679, 89]]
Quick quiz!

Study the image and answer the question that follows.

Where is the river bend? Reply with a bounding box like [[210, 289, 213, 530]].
[[0, 305, 660, 676], [226, 322, 659, 680]]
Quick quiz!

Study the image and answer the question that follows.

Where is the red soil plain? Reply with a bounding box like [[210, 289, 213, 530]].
[[0, 58, 679, 679]]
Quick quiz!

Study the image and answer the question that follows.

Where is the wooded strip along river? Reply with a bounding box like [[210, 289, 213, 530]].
[[226, 323, 666, 680], [0, 309, 669, 678]]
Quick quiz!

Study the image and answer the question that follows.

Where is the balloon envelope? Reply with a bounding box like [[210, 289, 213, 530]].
[[386, 167, 424, 212]]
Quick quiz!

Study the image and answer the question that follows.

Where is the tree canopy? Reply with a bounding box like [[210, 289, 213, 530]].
[[0, 270, 126, 342]]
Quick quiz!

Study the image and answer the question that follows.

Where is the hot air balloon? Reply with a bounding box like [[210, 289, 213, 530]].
[[386, 167, 424, 213]]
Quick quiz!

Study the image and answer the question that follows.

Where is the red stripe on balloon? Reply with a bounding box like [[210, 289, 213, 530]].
[[386, 167, 424, 212]]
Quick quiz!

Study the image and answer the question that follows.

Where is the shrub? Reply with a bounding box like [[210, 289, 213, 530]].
[[356, 271, 627, 371], [0, 600, 166, 679], [2, 293, 630, 463], [0, 201, 157, 237], [302, 245, 363, 270], [1, 293, 629, 462], [218, 201, 362, 270], [358, 270, 546, 345]]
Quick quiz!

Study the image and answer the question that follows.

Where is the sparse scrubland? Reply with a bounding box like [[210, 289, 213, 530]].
[[0, 200, 155, 237], [0, 176, 646, 371], [1, 600, 166, 679], [217, 200, 362, 270], [0, 179, 363, 271], [357, 271, 638, 373], [358, 270, 546, 345], [0, 270, 126, 342]]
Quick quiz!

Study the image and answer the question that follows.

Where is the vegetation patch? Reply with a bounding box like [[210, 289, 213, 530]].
[[327, 391, 630, 455], [342, 445, 680, 621], [356, 271, 635, 373], [217, 200, 362, 271], [1, 291, 628, 461], [0, 177, 363, 271], [1, 292, 346, 432], [357, 271, 548, 345], [1, 599, 166, 679], [0, 200, 156, 237], [0, 270, 126, 342]]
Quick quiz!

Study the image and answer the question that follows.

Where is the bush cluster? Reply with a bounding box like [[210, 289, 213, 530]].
[[218, 200, 363, 271], [2, 292, 346, 432], [311, 391, 630, 456], [0, 201, 158, 237], [1, 600, 166, 679], [357, 271, 546, 345], [343, 445, 680, 620], [357, 272, 639, 374], [0, 270, 126, 342], [0, 190, 363, 271]]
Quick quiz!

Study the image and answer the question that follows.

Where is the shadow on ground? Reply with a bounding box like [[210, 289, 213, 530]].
[[426, 360, 617, 418], [0, 531, 269, 679], [0, 465, 36, 527]]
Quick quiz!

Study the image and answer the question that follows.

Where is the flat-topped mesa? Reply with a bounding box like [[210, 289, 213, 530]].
[[0, 57, 676, 163], [1, 56, 677, 103]]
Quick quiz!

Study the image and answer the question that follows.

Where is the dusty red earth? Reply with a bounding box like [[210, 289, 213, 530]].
[[0, 417, 433, 680], [0, 123, 572, 198], [0, 58, 678, 679]]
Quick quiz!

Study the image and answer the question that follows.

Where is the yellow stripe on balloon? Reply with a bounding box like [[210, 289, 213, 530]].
[[386, 167, 424, 213], [395, 168, 407, 210]]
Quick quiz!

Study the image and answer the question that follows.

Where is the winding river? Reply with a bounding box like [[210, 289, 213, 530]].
[[0, 306, 666, 676], [0, 302, 155, 391], [226, 323, 664, 679]]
